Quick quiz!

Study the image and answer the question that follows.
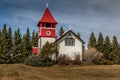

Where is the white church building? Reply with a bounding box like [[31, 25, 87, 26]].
[[32, 5, 85, 61]]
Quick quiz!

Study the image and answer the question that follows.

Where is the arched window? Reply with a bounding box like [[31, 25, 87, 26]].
[[65, 38, 75, 46]]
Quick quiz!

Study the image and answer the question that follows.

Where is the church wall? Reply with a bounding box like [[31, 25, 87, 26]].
[[57, 33, 83, 61]]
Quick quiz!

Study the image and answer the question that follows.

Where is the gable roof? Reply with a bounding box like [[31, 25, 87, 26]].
[[56, 29, 85, 44], [38, 8, 57, 24]]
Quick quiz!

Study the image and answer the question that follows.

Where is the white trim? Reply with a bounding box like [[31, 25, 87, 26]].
[[41, 27, 56, 30]]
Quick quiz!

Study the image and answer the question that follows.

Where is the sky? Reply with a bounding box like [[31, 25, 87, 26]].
[[0, 0, 120, 45]]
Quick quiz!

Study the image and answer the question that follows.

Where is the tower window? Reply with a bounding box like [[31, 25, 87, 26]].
[[42, 24, 45, 27], [65, 38, 75, 46], [46, 23, 51, 27]]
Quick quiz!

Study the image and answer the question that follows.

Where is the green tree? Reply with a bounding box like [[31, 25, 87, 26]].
[[96, 32, 104, 52], [77, 32, 80, 38], [22, 27, 32, 62], [40, 41, 57, 59], [0, 24, 8, 63], [59, 26, 64, 36], [103, 36, 111, 59], [88, 32, 96, 48], [31, 30, 38, 47], [11, 28, 22, 63], [111, 36, 120, 64], [0, 29, 1, 54], [6, 27, 13, 63]]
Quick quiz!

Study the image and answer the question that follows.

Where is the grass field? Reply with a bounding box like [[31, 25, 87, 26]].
[[0, 64, 119, 80]]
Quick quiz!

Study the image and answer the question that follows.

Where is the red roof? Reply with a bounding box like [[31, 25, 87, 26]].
[[38, 8, 57, 24]]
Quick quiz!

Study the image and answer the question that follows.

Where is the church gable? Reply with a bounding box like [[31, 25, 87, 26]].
[[56, 29, 85, 60], [56, 29, 85, 44]]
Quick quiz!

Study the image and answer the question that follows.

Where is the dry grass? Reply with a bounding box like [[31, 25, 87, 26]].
[[0, 64, 119, 80]]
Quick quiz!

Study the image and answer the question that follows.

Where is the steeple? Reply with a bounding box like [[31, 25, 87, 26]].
[[37, 5, 57, 26]]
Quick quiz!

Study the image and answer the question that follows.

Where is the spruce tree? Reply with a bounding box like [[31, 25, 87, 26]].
[[0, 30, 1, 54], [40, 41, 57, 59], [35, 32, 38, 47], [88, 32, 96, 48], [103, 36, 111, 59], [22, 27, 32, 61], [31, 30, 38, 47], [96, 32, 104, 52], [6, 27, 13, 63], [0, 24, 8, 63], [59, 26, 64, 36], [11, 28, 22, 63], [77, 32, 80, 38], [111, 36, 120, 64]]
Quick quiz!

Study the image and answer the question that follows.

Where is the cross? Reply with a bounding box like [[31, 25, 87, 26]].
[[46, 3, 48, 8]]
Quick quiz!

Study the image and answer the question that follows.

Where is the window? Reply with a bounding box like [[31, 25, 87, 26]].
[[65, 38, 75, 46], [46, 23, 51, 27]]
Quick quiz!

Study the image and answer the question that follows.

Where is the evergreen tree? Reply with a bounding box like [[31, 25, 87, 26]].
[[6, 27, 13, 63], [0, 24, 8, 63], [96, 32, 104, 52], [88, 32, 96, 48], [11, 28, 22, 63], [22, 27, 32, 62], [111, 36, 120, 64], [40, 41, 57, 59], [35, 32, 38, 47], [103, 36, 111, 59], [112, 36, 119, 51], [31, 30, 38, 47], [77, 32, 80, 38], [0, 30, 1, 54], [59, 26, 64, 36], [13, 28, 22, 55]]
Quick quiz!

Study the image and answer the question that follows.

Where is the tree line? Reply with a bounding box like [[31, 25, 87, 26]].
[[88, 32, 120, 64], [0, 24, 38, 63]]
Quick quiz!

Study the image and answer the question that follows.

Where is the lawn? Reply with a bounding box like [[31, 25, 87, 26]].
[[0, 64, 119, 80]]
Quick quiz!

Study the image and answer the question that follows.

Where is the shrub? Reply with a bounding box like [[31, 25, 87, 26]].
[[25, 55, 56, 67], [83, 48, 103, 63], [58, 54, 71, 66], [93, 58, 113, 65], [72, 53, 82, 65]]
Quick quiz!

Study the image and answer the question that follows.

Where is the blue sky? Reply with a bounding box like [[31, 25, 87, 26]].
[[0, 0, 120, 45]]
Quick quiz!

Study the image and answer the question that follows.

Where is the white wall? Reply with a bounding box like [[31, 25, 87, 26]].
[[38, 37, 55, 55], [57, 33, 83, 61]]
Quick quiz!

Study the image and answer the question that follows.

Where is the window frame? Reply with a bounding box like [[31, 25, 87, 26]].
[[65, 38, 75, 46]]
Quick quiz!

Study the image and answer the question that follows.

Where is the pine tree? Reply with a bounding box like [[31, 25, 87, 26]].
[[13, 28, 22, 55], [103, 36, 111, 59], [6, 27, 13, 63], [22, 27, 32, 62], [111, 36, 120, 64], [96, 32, 104, 52], [0, 24, 8, 63], [40, 41, 57, 59], [59, 26, 64, 36], [11, 28, 22, 63], [35, 32, 38, 47], [0, 30, 1, 54], [31, 30, 38, 47], [77, 32, 80, 38], [88, 32, 96, 48]]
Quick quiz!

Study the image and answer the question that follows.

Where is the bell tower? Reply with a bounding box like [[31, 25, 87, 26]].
[[37, 4, 57, 51]]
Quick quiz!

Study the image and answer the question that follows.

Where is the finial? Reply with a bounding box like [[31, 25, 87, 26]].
[[46, 3, 48, 8], [69, 25, 72, 30]]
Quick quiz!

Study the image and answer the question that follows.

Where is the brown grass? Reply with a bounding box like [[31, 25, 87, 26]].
[[0, 64, 119, 80]]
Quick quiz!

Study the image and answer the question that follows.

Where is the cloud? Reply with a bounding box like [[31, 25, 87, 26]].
[[0, 0, 120, 44]]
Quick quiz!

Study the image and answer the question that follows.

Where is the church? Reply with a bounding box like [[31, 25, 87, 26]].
[[32, 5, 85, 61]]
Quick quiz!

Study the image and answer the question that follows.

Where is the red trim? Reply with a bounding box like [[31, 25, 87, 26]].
[[32, 47, 38, 54]]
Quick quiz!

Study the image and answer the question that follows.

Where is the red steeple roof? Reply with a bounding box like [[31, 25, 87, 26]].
[[38, 7, 57, 24]]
